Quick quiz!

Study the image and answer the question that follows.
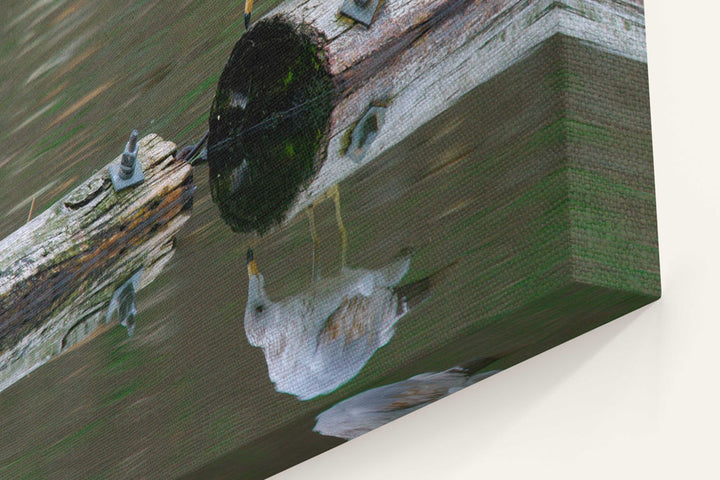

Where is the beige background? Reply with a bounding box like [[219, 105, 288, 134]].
[[273, 1, 720, 478]]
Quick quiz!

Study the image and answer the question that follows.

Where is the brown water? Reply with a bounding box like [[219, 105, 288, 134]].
[[0, 2, 655, 479]]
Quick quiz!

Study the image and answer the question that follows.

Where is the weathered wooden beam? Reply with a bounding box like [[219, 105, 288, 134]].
[[0, 134, 194, 393], [210, 0, 648, 229]]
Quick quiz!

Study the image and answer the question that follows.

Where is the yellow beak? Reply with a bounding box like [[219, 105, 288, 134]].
[[247, 249, 259, 278], [248, 259, 259, 278], [245, 0, 254, 28]]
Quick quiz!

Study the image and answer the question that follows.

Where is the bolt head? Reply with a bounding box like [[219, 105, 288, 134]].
[[341, 0, 380, 26], [109, 160, 144, 191]]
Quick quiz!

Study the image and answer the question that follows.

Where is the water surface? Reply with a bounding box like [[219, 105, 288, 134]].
[[0, 3, 655, 478]]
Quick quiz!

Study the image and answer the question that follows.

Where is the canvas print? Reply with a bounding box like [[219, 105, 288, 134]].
[[0, 0, 658, 478]]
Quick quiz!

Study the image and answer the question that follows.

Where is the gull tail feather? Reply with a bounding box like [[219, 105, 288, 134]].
[[391, 261, 455, 315]]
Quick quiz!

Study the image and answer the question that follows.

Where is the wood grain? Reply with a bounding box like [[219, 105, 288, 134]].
[[250, 0, 647, 224], [0, 134, 194, 393]]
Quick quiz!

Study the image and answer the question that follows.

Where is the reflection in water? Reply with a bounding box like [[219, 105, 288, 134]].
[[314, 364, 501, 440], [245, 249, 414, 400], [0, 133, 193, 394], [60, 269, 143, 353], [0, 8, 655, 472], [207, 18, 335, 234], [0, 264, 157, 393], [0, 256, 170, 393], [104, 268, 144, 338], [243, 184, 436, 400]]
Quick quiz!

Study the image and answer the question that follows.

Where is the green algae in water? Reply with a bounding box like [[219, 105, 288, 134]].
[[207, 18, 335, 234]]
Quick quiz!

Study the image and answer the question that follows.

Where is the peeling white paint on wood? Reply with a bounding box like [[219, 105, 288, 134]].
[[0, 135, 194, 394]]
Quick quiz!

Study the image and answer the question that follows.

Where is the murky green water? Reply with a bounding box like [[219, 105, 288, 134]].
[[0, 0, 282, 238], [0, 2, 656, 479]]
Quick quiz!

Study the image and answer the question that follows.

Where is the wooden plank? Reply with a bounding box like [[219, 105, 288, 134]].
[[0, 134, 194, 393], [234, 0, 648, 224]]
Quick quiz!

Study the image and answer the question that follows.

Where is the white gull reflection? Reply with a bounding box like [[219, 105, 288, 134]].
[[244, 249, 414, 400]]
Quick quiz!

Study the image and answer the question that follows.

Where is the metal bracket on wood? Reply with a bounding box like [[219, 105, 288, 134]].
[[346, 105, 386, 163], [340, 0, 381, 27], [109, 129, 145, 192], [105, 268, 143, 337]]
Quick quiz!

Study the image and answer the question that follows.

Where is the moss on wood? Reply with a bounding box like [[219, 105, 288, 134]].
[[207, 18, 335, 234]]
